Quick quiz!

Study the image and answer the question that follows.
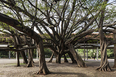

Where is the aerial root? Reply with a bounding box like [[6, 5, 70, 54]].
[[96, 65, 112, 71], [37, 67, 50, 75], [77, 63, 87, 67]]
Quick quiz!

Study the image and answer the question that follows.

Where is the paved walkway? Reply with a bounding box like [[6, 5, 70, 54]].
[[0, 58, 39, 64], [0, 58, 114, 64]]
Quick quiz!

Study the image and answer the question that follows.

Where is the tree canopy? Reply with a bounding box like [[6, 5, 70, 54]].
[[0, 0, 116, 75]]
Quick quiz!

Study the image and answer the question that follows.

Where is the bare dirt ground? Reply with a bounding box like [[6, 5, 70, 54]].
[[0, 59, 116, 77]]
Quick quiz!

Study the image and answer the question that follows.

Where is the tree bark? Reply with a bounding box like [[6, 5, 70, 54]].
[[37, 41, 50, 75], [68, 44, 86, 67], [27, 48, 34, 67], [68, 51, 77, 64], [0, 13, 50, 74], [113, 33, 116, 68], [48, 53, 54, 62], [56, 54, 62, 63], [64, 54, 68, 63], [20, 51, 28, 64], [16, 52, 20, 66], [96, 40, 111, 71], [97, 0, 112, 71], [13, 36, 20, 67]]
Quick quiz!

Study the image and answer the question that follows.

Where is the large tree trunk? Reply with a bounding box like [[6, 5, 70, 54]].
[[64, 54, 68, 63], [56, 54, 62, 63], [20, 51, 28, 64], [68, 44, 86, 67], [55, 46, 62, 63], [113, 33, 116, 68], [97, 0, 111, 71], [48, 53, 54, 62], [96, 40, 111, 71], [27, 48, 34, 67], [68, 51, 77, 64], [16, 52, 20, 66], [0, 12, 50, 75], [37, 41, 50, 75], [13, 36, 20, 67]]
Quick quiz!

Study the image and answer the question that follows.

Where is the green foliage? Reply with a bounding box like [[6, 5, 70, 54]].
[[6, 11, 13, 16], [0, 0, 116, 61], [0, 51, 9, 58], [77, 49, 84, 57], [77, 49, 114, 59], [44, 48, 52, 58], [77, 49, 97, 58], [107, 49, 114, 58], [10, 51, 16, 58]]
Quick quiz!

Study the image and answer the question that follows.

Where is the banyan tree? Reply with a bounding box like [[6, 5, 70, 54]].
[[1, 0, 116, 75], [0, 0, 99, 67], [96, 0, 116, 71], [0, 23, 37, 67]]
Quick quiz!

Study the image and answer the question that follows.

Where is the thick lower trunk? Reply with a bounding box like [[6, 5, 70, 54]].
[[64, 54, 68, 63], [97, 0, 111, 71], [0, 11, 50, 75], [68, 52, 77, 64], [113, 34, 116, 68], [96, 41, 112, 71], [113, 44, 116, 68], [68, 44, 86, 67], [56, 54, 61, 63], [48, 53, 54, 62], [97, 60, 111, 71], [37, 41, 50, 75], [17, 52, 20, 66], [20, 51, 28, 64], [27, 49, 34, 67]]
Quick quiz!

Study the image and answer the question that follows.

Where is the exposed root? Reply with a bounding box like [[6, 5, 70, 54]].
[[96, 64, 112, 71], [16, 65, 20, 67], [37, 69, 50, 75], [27, 65, 34, 67], [71, 59, 77, 64], [77, 63, 87, 67], [27, 62, 34, 67]]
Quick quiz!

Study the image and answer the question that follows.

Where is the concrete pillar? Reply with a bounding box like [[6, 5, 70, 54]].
[[93, 49, 95, 60], [84, 48, 85, 61], [36, 49, 39, 59], [96, 47, 99, 60], [84, 41, 86, 61], [96, 41, 99, 60], [86, 49, 88, 60], [9, 51, 10, 59]]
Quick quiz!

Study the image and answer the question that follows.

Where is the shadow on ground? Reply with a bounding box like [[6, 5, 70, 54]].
[[51, 72, 89, 77]]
